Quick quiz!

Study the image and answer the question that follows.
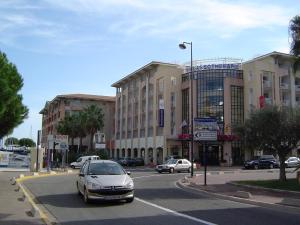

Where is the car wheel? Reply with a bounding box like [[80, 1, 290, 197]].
[[269, 164, 274, 169], [84, 188, 90, 204], [254, 165, 258, 170], [187, 167, 191, 173], [126, 197, 134, 203], [71, 165, 75, 169], [77, 182, 81, 196], [158, 171, 162, 173], [170, 168, 174, 173]]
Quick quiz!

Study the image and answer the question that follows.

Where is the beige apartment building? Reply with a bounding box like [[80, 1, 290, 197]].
[[111, 62, 183, 165], [40, 94, 115, 151], [243, 51, 300, 158]]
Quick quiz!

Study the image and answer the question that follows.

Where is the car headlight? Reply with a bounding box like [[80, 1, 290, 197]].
[[87, 181, 101, 190], [125, 180, 134, 189]]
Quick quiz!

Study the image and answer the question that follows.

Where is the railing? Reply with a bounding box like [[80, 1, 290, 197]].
[[280, 83, 290, 89], [263, 80, 271, 88]]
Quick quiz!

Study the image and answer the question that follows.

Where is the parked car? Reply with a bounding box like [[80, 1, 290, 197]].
[[156, 159, 191, 173], [285, 157, 300, 168], [164, 155, 181, 161], [244, 155, 279, 169], [76, 160, 134, 203], [117, 157, 136, 167], [70, 155, 100, 169], [133, 157, 144, 166]]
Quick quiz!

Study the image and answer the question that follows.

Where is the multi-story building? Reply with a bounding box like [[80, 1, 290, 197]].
[[111, 62, 183, 165], [180, 58, 244, 166], [243, 51, 300, 158], [40, 94, 115, 151]]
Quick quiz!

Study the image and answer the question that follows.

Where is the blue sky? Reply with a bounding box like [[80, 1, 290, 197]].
[[0, 0, 298, 141]]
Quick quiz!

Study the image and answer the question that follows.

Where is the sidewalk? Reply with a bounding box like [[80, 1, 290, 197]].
[[181, 172, 300, 208], [0, 172, 43, 225]]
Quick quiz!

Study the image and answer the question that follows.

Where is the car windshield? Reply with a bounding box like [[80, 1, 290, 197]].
[[166, 159, 177, 164], [88, 162, 125, 175], [76, 158, 82, 162]]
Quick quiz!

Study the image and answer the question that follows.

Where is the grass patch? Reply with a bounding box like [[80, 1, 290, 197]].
[[236, 179, 300, 192]]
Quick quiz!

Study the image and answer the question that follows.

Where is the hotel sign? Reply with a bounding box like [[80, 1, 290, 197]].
[[185, 63, 241, 72]]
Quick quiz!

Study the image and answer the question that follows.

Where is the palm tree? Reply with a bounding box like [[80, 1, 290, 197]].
[[289, 15, 300, 72], [81, 105, 104, 151], [56, 115, 77, 146]]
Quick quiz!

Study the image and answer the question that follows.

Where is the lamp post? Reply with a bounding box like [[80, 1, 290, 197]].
[[179, 41, 194, 177]]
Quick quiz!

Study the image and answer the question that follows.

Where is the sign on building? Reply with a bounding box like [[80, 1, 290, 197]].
[[193, 118, 218, 141]]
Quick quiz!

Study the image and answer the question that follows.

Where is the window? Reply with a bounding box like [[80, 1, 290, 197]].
[[171, 76, 176, 86], [158, 78, 164, 92], [248, 71, 253, 81]]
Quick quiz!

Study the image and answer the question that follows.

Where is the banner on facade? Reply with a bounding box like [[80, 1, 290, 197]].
[[159, 99, 164, 127]]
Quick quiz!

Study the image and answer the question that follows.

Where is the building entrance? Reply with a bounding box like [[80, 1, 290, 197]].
[[198, 144, 220, 166]]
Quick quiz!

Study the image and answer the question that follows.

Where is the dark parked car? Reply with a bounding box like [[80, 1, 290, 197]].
[[133, 157, 144, 166], [117, 157, 136, 167], [244, 155, 279, 169]]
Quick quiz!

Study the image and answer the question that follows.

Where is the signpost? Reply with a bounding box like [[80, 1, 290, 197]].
[[194, 118, 218, 185]]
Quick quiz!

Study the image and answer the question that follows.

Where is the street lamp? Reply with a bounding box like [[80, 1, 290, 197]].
[[179, 41, 194, 177]]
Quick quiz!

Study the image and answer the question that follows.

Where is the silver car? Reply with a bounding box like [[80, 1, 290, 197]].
[[285, 157, 300, 168], [76, 160, 134, 203], [155, 159, 191, 173]]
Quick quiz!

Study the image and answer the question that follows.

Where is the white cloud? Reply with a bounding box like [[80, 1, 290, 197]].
[[44, 0, 293, 37], [0, 0, 295, 53]]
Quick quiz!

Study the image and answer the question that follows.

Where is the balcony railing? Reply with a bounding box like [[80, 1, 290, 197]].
[[263, 80, 272, 88], [264, 98, 272, 105], [280, 83, 290, 89], [282, 100, 291, 106]]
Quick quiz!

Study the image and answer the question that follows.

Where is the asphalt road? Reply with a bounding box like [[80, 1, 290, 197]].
[[23, 170, 300, 225]]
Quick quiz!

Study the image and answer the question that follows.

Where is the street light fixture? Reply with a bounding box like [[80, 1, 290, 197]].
[[179, 41, 194, 177]]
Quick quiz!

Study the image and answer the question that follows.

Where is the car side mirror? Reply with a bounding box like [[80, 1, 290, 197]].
[[127, 171, 131, 176], [79, 173, 85, 177]]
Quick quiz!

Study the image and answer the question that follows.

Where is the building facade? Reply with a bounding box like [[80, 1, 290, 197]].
[[40, 94, 115, 151], [111, 51, 300, 166], [243, 51, 300, 158], [180, 58, 244, 166], [111, 62, 183, 165]]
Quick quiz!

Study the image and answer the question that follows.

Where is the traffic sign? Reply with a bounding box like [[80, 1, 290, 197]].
[[194, 117, 218, 141]]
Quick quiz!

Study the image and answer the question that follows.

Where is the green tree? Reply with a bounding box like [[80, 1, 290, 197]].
[[82, 105, 104, 151], [18, 138, 36, 147], [0, 52, 28, 138], [234, 106, 300, 182], [57, 115, 78, 146], [4, 137, 19, 146], [289, 15, 300, 72], [56, 113, 87, 152]]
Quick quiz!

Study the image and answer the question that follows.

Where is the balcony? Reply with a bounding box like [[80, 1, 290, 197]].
[[263, 80, 272, 88], [264, 98, 272, 105], [280, 83, 290, 90], [282, 100, 291, 107]]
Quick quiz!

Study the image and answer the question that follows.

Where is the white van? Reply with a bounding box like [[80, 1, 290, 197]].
[[70, 155, 100, 169]]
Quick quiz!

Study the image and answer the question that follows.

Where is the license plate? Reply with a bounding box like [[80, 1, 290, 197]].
[[104, 195, 121, 200]]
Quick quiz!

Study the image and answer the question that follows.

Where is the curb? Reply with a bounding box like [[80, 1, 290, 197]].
[[229, 181, 300, 196], [15, 170, 74, 225], [177, 178, 300, 212]]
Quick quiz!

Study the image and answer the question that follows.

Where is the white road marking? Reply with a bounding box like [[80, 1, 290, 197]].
[[135, 197, 217, 225]]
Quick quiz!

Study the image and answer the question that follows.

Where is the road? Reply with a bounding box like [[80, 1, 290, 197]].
[[23, 170, 300, 225]]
